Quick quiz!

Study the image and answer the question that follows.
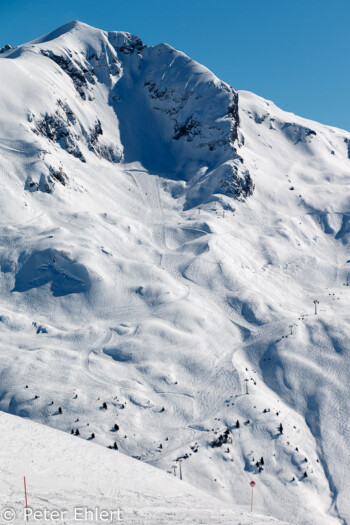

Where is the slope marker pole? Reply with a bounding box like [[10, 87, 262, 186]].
[[250, 481, 255, 512], [24, 476, 29, 521]]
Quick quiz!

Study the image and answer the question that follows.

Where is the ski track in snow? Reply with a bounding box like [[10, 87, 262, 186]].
[[0, 20, 349, 525]]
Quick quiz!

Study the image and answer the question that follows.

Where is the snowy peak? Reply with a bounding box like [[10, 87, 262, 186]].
[[17, 20, 143, 56], [30, 20, 98, 44], [0, 21, 250, 206]]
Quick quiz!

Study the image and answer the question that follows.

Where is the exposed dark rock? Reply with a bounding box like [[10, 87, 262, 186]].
[[173, 117, 201, 142], [95, 144, 123, 163], [228, 91, 240, 144], [344, 138, 350, 159], [144, 80, 168, 100], [26, 179, 39, 192], [41, 50, 95, 99], [89, 119, 103, 147], [86, 119, 123, 163], [37, 174, 55, 194], [254, 113, 269, 124], [58, 99, 76, 125], [221, 163, 254, 200], [0, 44, 12, 54], [87, 51, 121, 78], [33, 105, 85, 162], [49, 166, 67, 186], [115, 36, 144, 54]]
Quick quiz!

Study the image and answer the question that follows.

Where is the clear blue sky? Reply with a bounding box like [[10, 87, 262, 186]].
[[1, 0, 349, 131]]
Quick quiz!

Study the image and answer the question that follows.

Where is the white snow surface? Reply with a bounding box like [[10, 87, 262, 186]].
[[0, 410, 288, 524], [0, 20, 349, 525]]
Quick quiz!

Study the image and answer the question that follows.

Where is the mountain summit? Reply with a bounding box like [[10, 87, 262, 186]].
[[0, 22, 349, 525], [1, 20, 252, 207]]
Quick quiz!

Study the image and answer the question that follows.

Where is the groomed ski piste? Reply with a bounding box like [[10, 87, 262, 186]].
[[0, 21, 349, 524]]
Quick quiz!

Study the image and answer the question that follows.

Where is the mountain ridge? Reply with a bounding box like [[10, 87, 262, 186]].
[[0, 21, 349, 525]]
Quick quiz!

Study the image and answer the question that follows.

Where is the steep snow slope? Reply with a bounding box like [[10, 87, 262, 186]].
[[0, 21, 349, 525], [0, 21, 250, 201], [0, 410, 288, 524]]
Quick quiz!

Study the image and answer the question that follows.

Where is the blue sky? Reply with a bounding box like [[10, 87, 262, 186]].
[[1, 0, 349, 131]]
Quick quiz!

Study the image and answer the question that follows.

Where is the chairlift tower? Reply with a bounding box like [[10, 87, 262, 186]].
[[177, 459, 183, 480], [314, 300, 319, 315], [244, 378, 249, 395]]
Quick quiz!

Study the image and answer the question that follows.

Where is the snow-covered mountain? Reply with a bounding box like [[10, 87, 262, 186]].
[[0, 20, 349, 525]]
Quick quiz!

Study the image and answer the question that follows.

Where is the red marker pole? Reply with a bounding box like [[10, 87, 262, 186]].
[[24, 476, 29, 521], [250, 481, 256, 512]]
